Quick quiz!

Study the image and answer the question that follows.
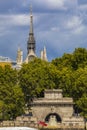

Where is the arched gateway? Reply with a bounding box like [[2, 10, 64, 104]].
[[15, 89, 84, 128], [45, 113, 62, 122], [31, 89, 74, 123]]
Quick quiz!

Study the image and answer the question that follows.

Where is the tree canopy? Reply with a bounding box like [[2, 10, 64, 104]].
[[0, 48, 87, 119], [19, 58, 60, 102]]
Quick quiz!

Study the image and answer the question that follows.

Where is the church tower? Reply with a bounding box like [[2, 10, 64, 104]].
[[41, 46, 48, 61], [14, 6, 48, 69], [16, 47, 23, 65], [25, 6, 36, 63]]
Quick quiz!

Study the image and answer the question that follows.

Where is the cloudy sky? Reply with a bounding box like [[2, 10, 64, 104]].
[[0, 0, 87, 61]]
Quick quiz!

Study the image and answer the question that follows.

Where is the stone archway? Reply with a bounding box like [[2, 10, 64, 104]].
[[45, 113, 62, 123]]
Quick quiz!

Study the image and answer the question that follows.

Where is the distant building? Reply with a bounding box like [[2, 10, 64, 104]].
[[15, 47, 23, 69], [30, 89, 84, 128], [1, 6, 48, 69], [0, 56, 16, 68], [17, 6, 48, 67], [25, 6, 36, 63], [0, 56, 11, 62], [41, 46, 48, 61], [16, 47, 23, 65]]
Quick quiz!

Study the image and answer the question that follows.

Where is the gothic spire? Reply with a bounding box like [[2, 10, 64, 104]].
[[27, 5, 36, 55]]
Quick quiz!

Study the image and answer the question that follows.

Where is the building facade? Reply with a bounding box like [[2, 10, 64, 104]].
[[30, 89, 84, 128]]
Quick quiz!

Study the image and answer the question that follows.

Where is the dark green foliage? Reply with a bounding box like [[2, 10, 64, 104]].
[[52, 53, 73, 70], [52, 48, 87, 70], [0, 65, 25, 120], [72, 48, 87, 69]]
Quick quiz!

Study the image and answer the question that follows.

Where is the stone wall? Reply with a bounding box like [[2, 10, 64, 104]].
[[31, 104, 74, 121], [0, 120, 85, 130], [0, 116, 38, 128], [0, 116, 85, 130]]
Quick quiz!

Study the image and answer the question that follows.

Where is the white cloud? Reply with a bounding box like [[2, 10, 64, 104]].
[[65, 16, 85, 34], [20, 0, 78, 11], [0, 14, 30, 37], [66, 16, 82, 29], [30, 0, 66, 10], [74, 25, 85, 34], [0, 14, 29, 26], [32, 0, 77, 10], [0, 13, 40, 28], [79, 4, 87, 11], [46, 0, 65, 10], [50, 27, 59, 31]]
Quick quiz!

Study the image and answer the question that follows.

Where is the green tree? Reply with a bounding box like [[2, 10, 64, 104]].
[[0, 65, 25, 120], [57, 67, 74, 97], [52, 48, 87, 70], [77, 94, 87, 118], [52, 48, 87, 116], [52, 53, 73, 70], [19, 58, 59, 103], [72, 48, 87, 69], [0, 100, 5, 121], [72, 67, 87, 101]]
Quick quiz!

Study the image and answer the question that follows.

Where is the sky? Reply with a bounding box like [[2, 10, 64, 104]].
[[0, 0, 87, 61]]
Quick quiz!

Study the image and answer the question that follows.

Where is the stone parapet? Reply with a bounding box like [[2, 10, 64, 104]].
[[0, 120, 85, 130], [32, 98, 73, 105], [45, 89, 63, 99], [0, 117, 38, 128], [62, 116, 85, 129]]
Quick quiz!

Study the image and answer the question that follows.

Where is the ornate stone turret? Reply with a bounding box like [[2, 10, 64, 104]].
[[25, 5, 36, 63], [41, 46, 48, 61], [16, 47, 23, 65]]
